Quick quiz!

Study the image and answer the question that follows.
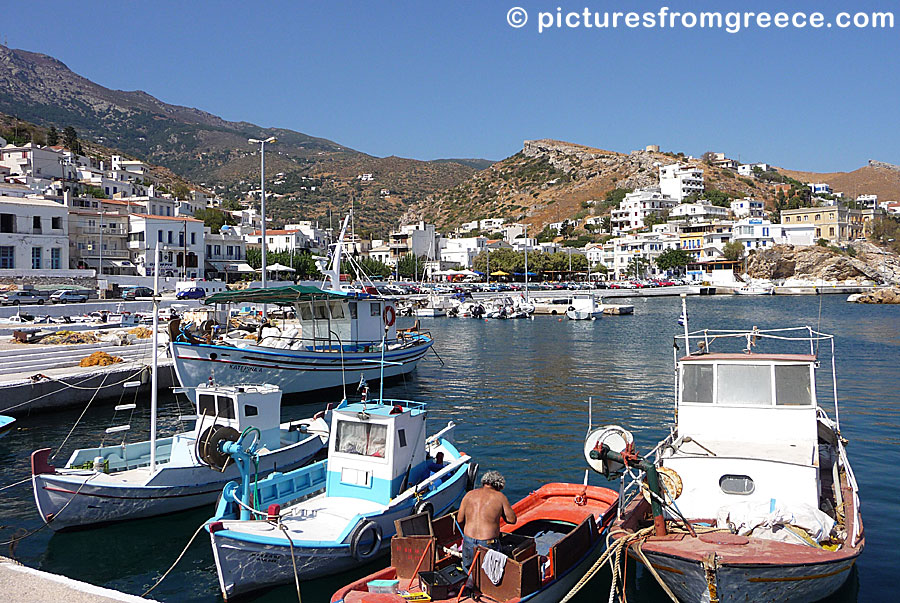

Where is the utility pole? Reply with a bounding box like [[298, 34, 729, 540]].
[[524, 224, 529, 302]]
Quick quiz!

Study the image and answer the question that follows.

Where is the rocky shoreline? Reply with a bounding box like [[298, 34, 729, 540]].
[[847, 288, 900, 304]]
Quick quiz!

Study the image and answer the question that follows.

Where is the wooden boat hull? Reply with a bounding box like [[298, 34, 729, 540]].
[[171, 337, 431, 394]]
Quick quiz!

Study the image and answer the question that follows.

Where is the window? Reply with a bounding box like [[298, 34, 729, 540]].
[[50, 248, 61, 269], [206, 245, 211, 256], [0, 246, 13, 269], [829, 227, 835, 236], [335, 421, 387, 458], [775, 365, 812, 406], [720, 474, 755, 495], [178, 233, 184, 247], [398, 428, 407, 448], [244, 404, 258, 417], [0, 214, 13, 233], [167, 231, 173, 244], [191, 232, 196, 245], [370, 302, 381, 317], [717, 364, 772, 406], [349, 302, 358, 319], [681, 364, 713, 403], [31, 247, 42, 269], [32, 216, 41, 232], [52, 217, 62, 230], [214, 245, 221, 256]]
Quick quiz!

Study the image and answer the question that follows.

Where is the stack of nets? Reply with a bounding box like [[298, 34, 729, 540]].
[[79, 351, 123, 367]]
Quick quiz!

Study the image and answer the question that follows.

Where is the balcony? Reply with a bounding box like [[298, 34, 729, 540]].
[[77, 249, 131, 259]]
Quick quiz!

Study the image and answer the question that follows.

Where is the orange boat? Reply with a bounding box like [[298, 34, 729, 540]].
[[331, 482, 618, 603]]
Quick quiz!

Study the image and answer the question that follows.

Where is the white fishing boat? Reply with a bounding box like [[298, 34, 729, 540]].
[[603, 300, 863, 602], [170, 215, 433, 394], [205, 389, 475, 600], [30, 247, 335, 531], [733, 280, 775, 295], [565, 295, 602, 320], [415, 295, 454, 318]]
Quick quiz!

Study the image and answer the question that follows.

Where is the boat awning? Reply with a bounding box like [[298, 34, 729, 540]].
[[204, 285, 352, 305]]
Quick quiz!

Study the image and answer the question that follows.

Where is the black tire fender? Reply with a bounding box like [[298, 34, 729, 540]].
[[349, 520, 382, 562], [414, 499, 434, 519], [466, 462, 479, 491]]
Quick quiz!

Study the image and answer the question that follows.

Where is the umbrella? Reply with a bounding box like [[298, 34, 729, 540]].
[[490, 270, 509, 276], [261, 263, 296, 272]]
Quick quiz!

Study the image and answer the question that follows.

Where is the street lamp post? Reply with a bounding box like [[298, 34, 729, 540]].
[[248, 137, 276, 290], [524, 224, 529, 303]]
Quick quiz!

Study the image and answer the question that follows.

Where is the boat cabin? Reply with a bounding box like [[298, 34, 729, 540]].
[[290, 296, 397, 350], [326, 400, 427, 504], [664, 353, 821, 518]]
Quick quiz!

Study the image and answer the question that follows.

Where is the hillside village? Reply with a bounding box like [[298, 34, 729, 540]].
[[0, 128, 898, 291]]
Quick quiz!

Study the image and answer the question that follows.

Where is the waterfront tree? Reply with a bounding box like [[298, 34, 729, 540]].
[[655, 248, 691, 274], [723, 241, 745, 261], [397, 253, 428, 280]]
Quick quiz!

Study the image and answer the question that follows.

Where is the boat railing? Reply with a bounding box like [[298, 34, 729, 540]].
[[675, 326, 833, 357], [249, 460, 328, 510], [365, 398, 428, 412]]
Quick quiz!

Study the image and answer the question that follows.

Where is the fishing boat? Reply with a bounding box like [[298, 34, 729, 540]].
[[733, 281, 775, 295], [30, 246, 335, 531], [170, 216, 433, 394], [205, 388, 474, 600], [0, 415, 15, 438], [600, 305, 863, 602], [565, 295, 602, 321], [331, 482, 619, 603]]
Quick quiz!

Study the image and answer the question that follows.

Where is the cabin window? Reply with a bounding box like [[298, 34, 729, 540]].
[[335, 421, 387, 458], [370, 302, 381, 317], [198, 394, 216, 416], [216, 396, 236, 419], [398, 429, 407, 448], [716, 364, 772, 406], [314, 303, 329, 320], [299, 304, 313, 320], [681, 364, 713, 403], [244, 404, 258, 417], [349, 302, 358, 319], [719, 474, 755, 495], [329, 301, 345, 319], [775, 365, 812, 406]]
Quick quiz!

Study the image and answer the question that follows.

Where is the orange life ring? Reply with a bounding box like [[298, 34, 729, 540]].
[[382, 305, 396, 327]]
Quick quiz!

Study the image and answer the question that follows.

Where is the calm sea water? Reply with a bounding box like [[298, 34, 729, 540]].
[[0, 295, 896, 602]]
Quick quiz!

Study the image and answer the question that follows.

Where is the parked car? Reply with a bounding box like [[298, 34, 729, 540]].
[[50, 290, 89, 304], [121, 287, 154, 300], [0, 290, 45, 305], [176, 287, 206, 300]]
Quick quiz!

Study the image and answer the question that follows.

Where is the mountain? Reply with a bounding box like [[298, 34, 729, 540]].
[[778, 161, 900, 202], [0, 44, 485, 234]]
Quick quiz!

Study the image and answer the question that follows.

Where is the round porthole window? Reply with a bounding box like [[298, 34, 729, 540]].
[[719, 474, 754, 495]]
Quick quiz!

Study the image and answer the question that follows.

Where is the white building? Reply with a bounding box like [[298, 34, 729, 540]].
[[732, 218, 777, 252], [611, 231, 681, 279], [245, 229, 313, 254], [611, 187, 677, 232], [440, 237, 486, 269], [810, 183, 833, 195], [737, 163, 771, 177], [128, 214, 205, 278], [0, 144, 66, 180], [856, 194, 878, 209], [204, 225, 251, 281], [500, 223, 526, 242], [730, 197, 766, 218], [479, 218, 505, 231], [389, 221, 439, 262], [659, 163, 704, 201], [284, 221, 328, 252], [67, 196, 136, 275], [669, 201, 730, 223], [0, 196, 70, 272]]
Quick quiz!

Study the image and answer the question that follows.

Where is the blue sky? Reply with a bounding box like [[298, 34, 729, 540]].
[[2, 1, 897, 171]]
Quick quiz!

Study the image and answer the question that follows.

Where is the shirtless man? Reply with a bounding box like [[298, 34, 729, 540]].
[[457, 470, 517, 571]]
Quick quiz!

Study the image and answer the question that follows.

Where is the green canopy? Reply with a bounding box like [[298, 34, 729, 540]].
[[204, 285, 349, 306]]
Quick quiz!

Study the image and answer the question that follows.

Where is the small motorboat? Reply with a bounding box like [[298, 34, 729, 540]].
[[0, 415, 15, 438], [205, 392, 474, 600], [331, 482, 619, 603], [565, 295, 602, 321], [598, 317, 863, 603], [733, 281, 775, 295]]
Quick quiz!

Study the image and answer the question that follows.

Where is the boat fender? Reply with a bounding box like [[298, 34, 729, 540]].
[[349, 520, 383, 562], [267, 504, 281, 522], [466, 462, 479, 491], [414, 499, 434, 519], [383, 305, 396, 327]]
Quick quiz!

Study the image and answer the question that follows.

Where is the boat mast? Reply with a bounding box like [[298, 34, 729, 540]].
[[150, 243, 160, 473], [321, 213, 350, 290]]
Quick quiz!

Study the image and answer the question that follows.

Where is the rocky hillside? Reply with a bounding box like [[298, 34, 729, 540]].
[[409, 139, 778, 232], [746, 242, 900, 285], [779, 161, 900, 203], [0, 44, 484, 234]]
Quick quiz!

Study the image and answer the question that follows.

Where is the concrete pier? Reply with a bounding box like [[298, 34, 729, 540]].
[[0, 557, 155, 602]]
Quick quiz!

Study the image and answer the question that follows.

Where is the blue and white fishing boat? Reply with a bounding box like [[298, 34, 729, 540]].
[[30, 246, 336, 531], [205, 387, 474, 600], [171, 215, 433, 394]]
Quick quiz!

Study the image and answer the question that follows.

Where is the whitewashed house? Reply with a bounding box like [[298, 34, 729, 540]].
[[0, 196, 69, 272], [730, 197, 766, 218], [129, 214, 205, 278], [659, 164, 704, 201], [611, 187, 677, 232], [440, 236, 486, 269]]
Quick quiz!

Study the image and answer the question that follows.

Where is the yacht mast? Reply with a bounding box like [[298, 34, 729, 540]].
[[321, 213, 350, 290], [150, 243, 160, 473]]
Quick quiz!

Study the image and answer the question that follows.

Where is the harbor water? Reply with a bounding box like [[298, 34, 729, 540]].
[[0, 294, 895, 601]]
